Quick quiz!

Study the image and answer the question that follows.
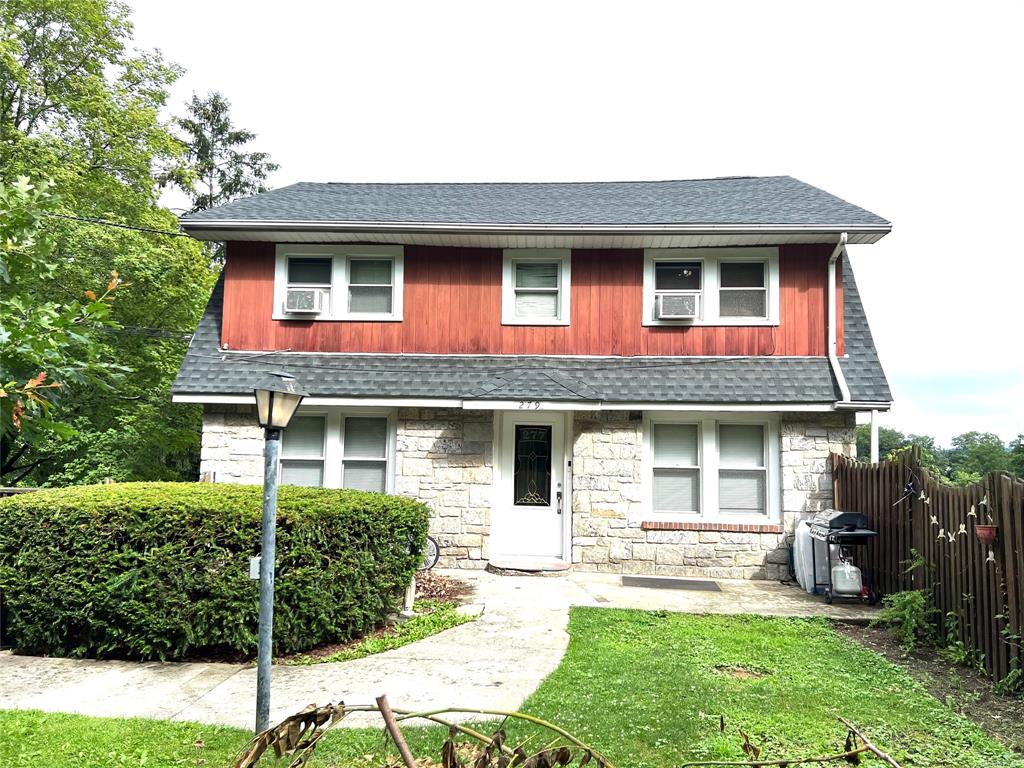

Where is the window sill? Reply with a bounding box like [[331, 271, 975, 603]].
[[641, 520, 784, 534], [273, 313, 403, 323], [642, 318, 780, 327], [500, 318, 571, 326]]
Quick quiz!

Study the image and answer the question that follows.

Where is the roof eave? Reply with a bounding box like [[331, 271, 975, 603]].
[[179, 219, 890, 236]]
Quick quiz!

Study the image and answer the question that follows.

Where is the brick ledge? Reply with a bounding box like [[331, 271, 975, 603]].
[[641, 520, 784, 534]]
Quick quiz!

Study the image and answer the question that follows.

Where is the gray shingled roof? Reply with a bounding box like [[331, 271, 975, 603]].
[[181, 177, 890, 228], [173, 260, 890, 404]]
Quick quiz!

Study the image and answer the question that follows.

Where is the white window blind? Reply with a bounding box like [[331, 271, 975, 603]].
[[718, 424, 766, 515], [348, 259, 393, 314], [652, 423, 700, 513], [342, 417, 388, 492], [280, 416, 326, 487], [514, 261, 560, 318]]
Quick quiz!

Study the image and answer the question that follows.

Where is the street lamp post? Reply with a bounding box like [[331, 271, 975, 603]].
[[253, 371, 307, 733]]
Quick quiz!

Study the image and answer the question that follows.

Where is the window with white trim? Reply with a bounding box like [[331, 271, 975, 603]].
[[645, 415, 778, 522], [652, 423, 700, 514], [274, 245, 404, 321], [501, 249, 571, 325], [279, 409, 395, 492], [718, 424, 767, 516], [642, 248, 779, 326], [719, 262, 767, 318], [280, 415, 326, 486]]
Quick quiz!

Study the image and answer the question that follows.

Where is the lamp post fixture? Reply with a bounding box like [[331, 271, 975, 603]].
[[253, 371, 307, 733]]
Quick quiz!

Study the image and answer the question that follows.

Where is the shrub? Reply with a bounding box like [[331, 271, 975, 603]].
[[869, 589, 939, 652], [0, 482, 428, 660]]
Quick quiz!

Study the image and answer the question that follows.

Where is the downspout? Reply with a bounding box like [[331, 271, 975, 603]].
[[828, 233, 852, 404]]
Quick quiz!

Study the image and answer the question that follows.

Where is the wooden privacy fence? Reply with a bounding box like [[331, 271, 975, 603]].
[[831, 448, 1024, 685]]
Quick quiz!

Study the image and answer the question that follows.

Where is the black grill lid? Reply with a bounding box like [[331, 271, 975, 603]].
[[810, 509, 870, 531]]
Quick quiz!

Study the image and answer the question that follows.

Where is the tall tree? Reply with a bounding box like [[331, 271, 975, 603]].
[[0, 178, 121, 482], [1, 0, 216, 485], [169, 92, 278, 213]]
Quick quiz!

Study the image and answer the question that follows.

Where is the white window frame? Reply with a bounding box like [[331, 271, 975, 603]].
[[642, 412, 780, 524], [273, 244, 404, 322], [650, 421, 702, 515], [501, 249, 571, 326], [279, 407, 397, 493], [642, 247, 779, 326]]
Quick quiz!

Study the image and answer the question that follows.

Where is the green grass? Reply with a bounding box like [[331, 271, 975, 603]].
[[287, 600, 474, 665], [1, 609, 1021, 767]]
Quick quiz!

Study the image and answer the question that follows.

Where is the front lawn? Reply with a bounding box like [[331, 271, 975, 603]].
[[1, 609, 1020, 767]]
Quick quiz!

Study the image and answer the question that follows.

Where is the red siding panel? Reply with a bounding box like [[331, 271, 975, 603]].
[[220, 242, 841, 357]]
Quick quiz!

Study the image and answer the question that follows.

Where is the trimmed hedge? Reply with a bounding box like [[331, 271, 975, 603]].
[[0, 482, 428, 660]]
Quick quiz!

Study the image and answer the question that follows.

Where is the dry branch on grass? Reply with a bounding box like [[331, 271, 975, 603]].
[[232, 698, 612, 768], [680, 716, 904, 768]]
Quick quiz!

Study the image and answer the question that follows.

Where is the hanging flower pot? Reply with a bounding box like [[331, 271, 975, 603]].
[[975, 524, 998, 546]]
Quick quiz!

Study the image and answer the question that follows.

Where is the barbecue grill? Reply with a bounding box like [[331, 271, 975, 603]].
[[808, 510, 878, 604]]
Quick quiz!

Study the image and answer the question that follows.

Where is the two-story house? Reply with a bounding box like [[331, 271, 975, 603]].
[[173, 176, 891, 578]]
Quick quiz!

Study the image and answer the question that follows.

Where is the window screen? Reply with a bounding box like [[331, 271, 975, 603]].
[[719, 262, 767, 318], [348, 259, 393, 314], [288, 258, 332, 285], [718, 424, 766, 515], [514, 262, 560, 319], [342, 417, 388, 492], [652, 423, 700, 513], [280, 416, 325, 487]]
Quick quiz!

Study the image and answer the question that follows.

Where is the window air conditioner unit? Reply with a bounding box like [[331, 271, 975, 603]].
[[655, 292, 699, 320], [284, 287, 327, 314]]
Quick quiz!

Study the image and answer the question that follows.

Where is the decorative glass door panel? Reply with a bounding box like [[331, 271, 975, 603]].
[[513, 425, 552, 506]]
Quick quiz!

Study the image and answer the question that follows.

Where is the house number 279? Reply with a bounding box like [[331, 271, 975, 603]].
[[518, 400, 541, 410]]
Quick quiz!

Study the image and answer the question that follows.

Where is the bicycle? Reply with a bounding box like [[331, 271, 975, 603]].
[[417, 534, 440, 571]]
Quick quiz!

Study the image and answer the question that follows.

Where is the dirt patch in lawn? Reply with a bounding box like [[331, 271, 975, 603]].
[[837, 623, 1024, 755], [715, 664, 769, 680]]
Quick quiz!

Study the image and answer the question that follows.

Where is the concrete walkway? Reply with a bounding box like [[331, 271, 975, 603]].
[[0, 571, 873, 730]]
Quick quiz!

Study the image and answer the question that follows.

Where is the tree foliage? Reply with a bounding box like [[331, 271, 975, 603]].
[[0, 178, 123, 481], [855, 424, 1021, 485], [166, 91, 278, 214], [0, 0, 218, 485]]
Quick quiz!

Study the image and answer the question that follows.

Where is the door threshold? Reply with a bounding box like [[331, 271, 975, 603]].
[[487, 556, 572, 574]]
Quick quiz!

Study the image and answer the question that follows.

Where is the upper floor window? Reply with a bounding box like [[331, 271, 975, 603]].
[[502, 249, 571, 325], [274, 244, 404, 321], [642, 247, 779, 326]]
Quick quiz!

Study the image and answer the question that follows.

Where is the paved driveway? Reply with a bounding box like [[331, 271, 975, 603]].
[[0, 571, 873, 730]]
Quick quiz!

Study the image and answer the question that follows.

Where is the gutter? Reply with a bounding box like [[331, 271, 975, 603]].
[[178, 219, 892, 237], [828, 233, 853, 404]]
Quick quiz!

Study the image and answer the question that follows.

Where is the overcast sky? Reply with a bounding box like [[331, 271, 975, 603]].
[[128, 0, 1024, 445]]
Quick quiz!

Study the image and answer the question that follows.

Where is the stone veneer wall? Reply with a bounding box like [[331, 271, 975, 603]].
[[199, 404, 855, 579], [570, 411, 856, 579], [394, 408, 493, 569], [199, 405, 264, 484]]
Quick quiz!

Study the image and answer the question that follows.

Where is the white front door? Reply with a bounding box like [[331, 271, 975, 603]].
[[492, 412, 566, 559]]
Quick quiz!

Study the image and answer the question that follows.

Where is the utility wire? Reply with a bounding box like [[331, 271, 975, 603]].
[[42, 212, 190, 238], [188, 349, 769, 375]]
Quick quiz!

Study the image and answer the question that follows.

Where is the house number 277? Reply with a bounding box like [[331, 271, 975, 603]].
[[518, 401, 541, 410]]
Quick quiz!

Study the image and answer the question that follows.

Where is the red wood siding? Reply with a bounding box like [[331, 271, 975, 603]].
[[220, 243, 844, 356]]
